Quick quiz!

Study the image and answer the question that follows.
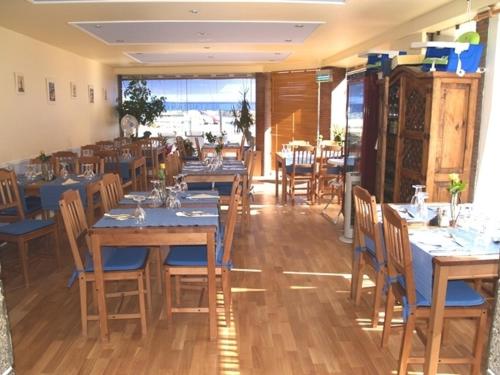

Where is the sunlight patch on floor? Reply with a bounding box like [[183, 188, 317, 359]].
[[231, 268, 262, 273], [218, 305, 241, 375], [283, 270, 352, 279], [231, 287, 267, 293], [289, 285, 317, 290]]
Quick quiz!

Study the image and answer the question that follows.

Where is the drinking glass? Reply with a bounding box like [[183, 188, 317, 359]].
[[150, 180, 162, 208], [133, 195, 146, 224], [60, 163, 69, 180], [25, 164, 35, 181]]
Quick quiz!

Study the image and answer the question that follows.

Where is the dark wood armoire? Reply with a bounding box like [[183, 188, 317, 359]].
[[375, 66, 480, 203]]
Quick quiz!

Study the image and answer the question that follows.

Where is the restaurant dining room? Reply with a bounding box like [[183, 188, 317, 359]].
[[1, 0, 500, 374]]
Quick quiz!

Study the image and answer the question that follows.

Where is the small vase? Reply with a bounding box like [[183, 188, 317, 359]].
[[450, 193, 460, 226]]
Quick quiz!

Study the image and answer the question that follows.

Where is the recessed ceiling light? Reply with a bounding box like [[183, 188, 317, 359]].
[[284, 39, 293, 43], [115, 39, 125, 43], [294, 24, 304, 28], [204, 46, 211, 50], [208, 55, 214, 59], [197, 32, 208, 36], [94, 24, 102, 29], [190, 9, 199, 14], [275, 52, 281, 55]]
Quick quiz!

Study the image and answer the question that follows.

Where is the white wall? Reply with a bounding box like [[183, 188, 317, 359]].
[[474, 15, 500, 218], [0, 26, 118, 165]]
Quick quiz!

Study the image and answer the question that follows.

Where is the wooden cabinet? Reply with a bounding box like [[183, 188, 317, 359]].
[[376, 67, 479, 203]]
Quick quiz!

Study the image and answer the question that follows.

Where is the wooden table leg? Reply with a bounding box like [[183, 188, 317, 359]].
[[423, 264, 449, 374], [242, 174, 249, 220], [275, 158, 280, 198], [281, 162, 287, 205], [90, 234, 109, 341], [207, 231, 217, 340]]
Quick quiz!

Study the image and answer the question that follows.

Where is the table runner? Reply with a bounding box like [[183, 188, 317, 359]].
[[39, 175, 100, 210], [119, 191, 219, 206]]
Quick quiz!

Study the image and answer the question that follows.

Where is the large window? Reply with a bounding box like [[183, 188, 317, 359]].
[[120, 77, 256, 142]]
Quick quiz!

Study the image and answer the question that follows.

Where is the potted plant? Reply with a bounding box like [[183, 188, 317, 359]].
[[117, 80, 166, 137], [232, 91, 254, 148]]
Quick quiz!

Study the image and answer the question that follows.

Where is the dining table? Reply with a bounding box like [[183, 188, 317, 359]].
[[201, 142, 241, 160], [118, 190, 220, 209], [90, 206, 220, 341], [390, 204, 500, 373], [181, 160, 249, 217]]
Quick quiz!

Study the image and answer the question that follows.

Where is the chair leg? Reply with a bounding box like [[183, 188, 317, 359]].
[[164, 268, 173, 323], [222, 268, 232, 326], [137, 272, 147, 336], [350, 250, 361, 300], [381, 286, 395, 348], [398, 312, 416, 375], [471, 310, 488, 375], [371, 270, 385, 328], [354, 261, 365, 306], [154, 247, 162, 294], [91, 281, 98, 313], [79, 278, 88, 336], [145, 262, 152, 318], [175, 276, 181, 305], [17, 239, 29, 288]]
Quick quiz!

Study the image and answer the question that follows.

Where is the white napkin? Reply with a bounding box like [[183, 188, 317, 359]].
[[176, 211, 217, 217], [186, 193, 217, 199], [62, 178, 79, 185]]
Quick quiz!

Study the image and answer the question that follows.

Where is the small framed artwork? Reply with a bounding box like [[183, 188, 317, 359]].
[[103, 88, 108, 101], [88, 85, 94, 104], [46, 78, 56, 103], [14, 73, 25, 95], [70, 81, 77, 99]]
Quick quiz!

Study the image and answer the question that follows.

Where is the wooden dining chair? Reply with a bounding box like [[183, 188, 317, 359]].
[[75, 156, 104, 175], [52, 151, 78, 175], [96, 149, 120, 175], [0, 169, 60, 287], [380, 204, 487, 375], [237, 134, 246, 161], [316, 143, 343, 202], [128, 156, 148, 192], [98, 173, 124, 212], [59, 189, 151, 336], [95, 140, 114, 151], [163, 176, 241, 325], [118, 142, 141, 159], [351, 186, 386, 327], [80, 144, 99, 157], [194, 137, 203, 160], [286, 145, 316, 204], [113, 136, 132, 147]]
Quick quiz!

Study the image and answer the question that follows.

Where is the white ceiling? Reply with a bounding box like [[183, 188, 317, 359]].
[[126, 51, 291, 64], [72, 20, 322, 45], [0, 0, 490, 71]]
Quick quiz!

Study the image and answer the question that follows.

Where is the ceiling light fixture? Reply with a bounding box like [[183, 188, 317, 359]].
[[284, 39, 292, 43], [94, 24, 102, 28], [275, 52, 281, 55], [197, 32, 207, 36], [294, 24, 304, 28], [204, 46, 211, 49], [115, 39, 125, 43], [189, 9, 199, 14]]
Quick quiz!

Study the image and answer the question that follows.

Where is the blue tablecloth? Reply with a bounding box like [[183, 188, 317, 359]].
[[182, 161, 246, 176], [104, 159, 133, 181], [119, 191, 219, 206], [410, 227, 500, 301], [93, 207, 219, 229], [39, 175, 100, 210]]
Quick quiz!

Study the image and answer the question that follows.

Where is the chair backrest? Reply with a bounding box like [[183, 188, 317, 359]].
[[353, 186, 385, 265], [96, 140, 115, 151], [76, 156, 104, 175], [292, 145, 316, 169], [80, 144, 99, 157], [96, 150, 120, 174], [319, 144, 342, 165], [59, 189, 90, 272], [194, 137, 202, 159], [99, 173, 124, 212], [114, 137, 132, 147], [130, 156, 147, 191], [119, 142, 141, 159], [0, 169, 24, 221], [52, 151, 78, 175], [244, 150, 257, 190], [289, 140, 310, 147], [221, 175, 242, 265], [381, 204, 416, 306], [167, 151, 182, 185]]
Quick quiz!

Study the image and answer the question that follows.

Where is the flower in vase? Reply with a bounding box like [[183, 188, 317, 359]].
[[447, 173, 466, 194]]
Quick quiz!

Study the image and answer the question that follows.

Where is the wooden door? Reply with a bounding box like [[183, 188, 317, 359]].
[[271, 71, 318, 167]]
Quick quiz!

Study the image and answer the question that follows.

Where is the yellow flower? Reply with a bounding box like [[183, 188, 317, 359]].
[[448, 173, 460, 183], [160, 163, 166, 170]]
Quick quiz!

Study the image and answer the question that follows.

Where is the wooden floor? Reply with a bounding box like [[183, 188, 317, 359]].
[[1, 181, 489, 374]]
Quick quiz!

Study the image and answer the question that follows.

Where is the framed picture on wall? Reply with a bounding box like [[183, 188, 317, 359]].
[[103, 88, 108, 101], [14, 73, 25, 95], [88, 85, 94, 103], [46, 78, 56, 104], [70, 81, 77, 99]]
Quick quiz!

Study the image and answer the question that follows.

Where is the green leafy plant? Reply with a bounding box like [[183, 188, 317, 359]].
[[232, 91, 254, 148], [38, 151, 51, 162], [183, 139, 195, 156], [117, 80, 166, 136], [205, 132, 217, 144], [447, 173, 466, 194]]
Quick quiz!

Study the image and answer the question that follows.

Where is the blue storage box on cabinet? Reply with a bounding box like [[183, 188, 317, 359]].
[[359, 50, 407, 76], [421, 44, 483, 73]]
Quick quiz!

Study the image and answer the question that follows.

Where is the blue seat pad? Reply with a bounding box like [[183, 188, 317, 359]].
[[84, 247, 149, 272], [0, 196, 42, 217], [183, 156, 199, 161], [214, 182, 234, 196], [285, 165, 314, 175], [165, 244, 229, 268], [188, 182, 213, 191], [398, 276, 484, 307], [0, 219, 55, 236]]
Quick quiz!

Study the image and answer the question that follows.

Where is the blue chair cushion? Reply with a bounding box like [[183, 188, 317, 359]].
[[84, 247, 149, 272], [285, 165, 314, 175], [397, 276, 485, 307], [326, 166, 342, 174], [214, 182, 233, 196], [0, 219, 54, 236], [165, 243, 229, 268], [188, 182, 213, 191], [183, 156, 199, 162], [0, 196, 43, 217]]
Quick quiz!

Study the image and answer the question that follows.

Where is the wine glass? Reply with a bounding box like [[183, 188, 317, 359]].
[[133, 195, 146, 224], [150, 180, 162, 208], [60, 163, 69, 180], [25, 164, 35, 181], [410, 185, 425, 207]]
